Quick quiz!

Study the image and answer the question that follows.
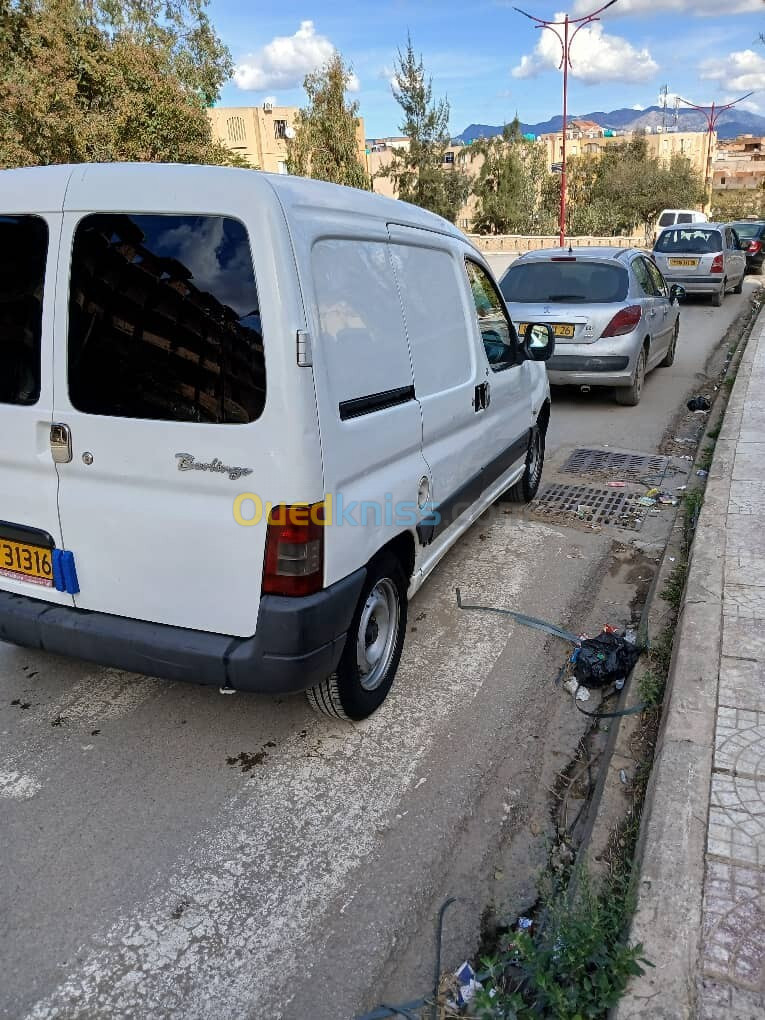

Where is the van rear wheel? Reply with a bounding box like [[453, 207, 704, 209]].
[[306, 552, 408, 721]]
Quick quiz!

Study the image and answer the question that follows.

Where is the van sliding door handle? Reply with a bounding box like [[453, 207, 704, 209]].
[[50, 423, 73, 464]]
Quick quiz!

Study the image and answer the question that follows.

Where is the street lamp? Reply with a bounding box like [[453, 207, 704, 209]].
[[515, 0, 618, 247], [677, 93, 755, 215]]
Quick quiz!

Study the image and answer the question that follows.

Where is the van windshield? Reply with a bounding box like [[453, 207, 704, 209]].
[[500, 261, 628, 304], [654, 228, 722, 254]]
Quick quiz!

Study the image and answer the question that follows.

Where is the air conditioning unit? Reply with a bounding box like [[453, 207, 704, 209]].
[[263, 101, 273, 113]]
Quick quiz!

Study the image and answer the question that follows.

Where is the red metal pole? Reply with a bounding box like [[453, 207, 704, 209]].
[[560, 14, 569, 247]]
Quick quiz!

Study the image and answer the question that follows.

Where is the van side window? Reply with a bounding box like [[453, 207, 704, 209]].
[[68, 214, 265, 424], [464, 260, 518, 371], [311, 239, 415, 417], [0, 215, 48, 407], [389, 244, 472, 396]]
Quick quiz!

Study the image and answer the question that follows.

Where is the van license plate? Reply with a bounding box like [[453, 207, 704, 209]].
[[668, 258, 698, 268], [0, 538, 53, 586], [518, 322, 575, 338]]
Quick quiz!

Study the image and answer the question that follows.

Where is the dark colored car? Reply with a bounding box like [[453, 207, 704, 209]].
[[732, 221, 765, 275]]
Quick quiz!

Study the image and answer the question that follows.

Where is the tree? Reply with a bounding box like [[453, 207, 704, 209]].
[[286, 54, 369, 189], [378, 36, 469, 222], [0, 0, 238, 169], [470, 119, 549, 234]]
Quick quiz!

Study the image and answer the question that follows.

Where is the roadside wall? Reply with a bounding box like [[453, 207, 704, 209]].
[[467, 234, 645, 253]]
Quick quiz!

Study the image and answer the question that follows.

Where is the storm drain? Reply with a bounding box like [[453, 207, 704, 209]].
[[530, 483, 644, 531], [561, 448, 669, 483]]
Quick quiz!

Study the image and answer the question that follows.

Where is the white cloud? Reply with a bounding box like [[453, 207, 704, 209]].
[[512, 14, 658, 84], [573, 0, 760, 14], [347, 72, 361, 93], [700, 49, 765, 98], [632, 103, 644, 110], [234, 21, 338, 91]]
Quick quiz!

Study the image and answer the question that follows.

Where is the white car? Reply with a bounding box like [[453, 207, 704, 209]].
[[0, 162, 554, 720]]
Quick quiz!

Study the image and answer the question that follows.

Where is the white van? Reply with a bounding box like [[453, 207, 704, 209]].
[[0, 163, 553, 719], [656, 209, 708, 230]]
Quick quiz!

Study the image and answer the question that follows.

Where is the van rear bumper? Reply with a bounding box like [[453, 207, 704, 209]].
[[0, 568, 366, 695]]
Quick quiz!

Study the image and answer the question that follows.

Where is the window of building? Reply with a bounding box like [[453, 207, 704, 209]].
[[274, 120, 287, 140], [226, 116, 246, 145], [444, 151, 455, 164], [68, 214, 265, 424], [720, 176, 726, 185], [0, 215, 48, 406], [465, 260, 518, 372]]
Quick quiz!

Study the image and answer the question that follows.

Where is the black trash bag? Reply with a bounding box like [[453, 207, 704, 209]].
[[573, 632, 640, 688], [687, 396, 711, 412]]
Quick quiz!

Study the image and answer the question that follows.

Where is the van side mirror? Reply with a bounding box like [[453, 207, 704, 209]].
[[521, 323, 555, 362], [669, 284, 686, 303]]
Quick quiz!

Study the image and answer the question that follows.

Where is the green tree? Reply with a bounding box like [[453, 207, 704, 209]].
[[379, 36, 469, 222], [0, 0, 237, 169], [286, 54, 369, 189], [470, 119, 549, 234]]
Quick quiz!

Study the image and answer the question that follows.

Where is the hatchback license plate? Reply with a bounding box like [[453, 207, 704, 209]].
[[0, 537, 53, 586], [668, 258, 698, 268], [518, 322, 575, 338]]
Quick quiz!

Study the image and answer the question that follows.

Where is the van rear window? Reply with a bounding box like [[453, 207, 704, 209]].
[[68, 214, 265, 424], [0, 215, 48, 406], [658, 213, 674, 226]]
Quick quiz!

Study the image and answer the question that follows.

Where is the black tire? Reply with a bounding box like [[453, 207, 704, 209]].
[[505, 422, 546, 503], [712, 285, 724, 307], [615, 347, 646, 406], [661, 321, 679, 368], [306, 552, 408, 721], [733, 276, 744, 295]]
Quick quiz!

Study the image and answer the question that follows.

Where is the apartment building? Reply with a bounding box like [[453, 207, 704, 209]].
[[208, 103, 368, 174], [714, 135, 765, 191]]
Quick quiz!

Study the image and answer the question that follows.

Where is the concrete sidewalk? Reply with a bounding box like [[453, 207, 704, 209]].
[[616, 305, 765, 1019]]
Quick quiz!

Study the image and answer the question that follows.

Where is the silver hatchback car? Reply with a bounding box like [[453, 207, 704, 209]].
[[652, 223, 746, 306], [499, 247, 683, 406]]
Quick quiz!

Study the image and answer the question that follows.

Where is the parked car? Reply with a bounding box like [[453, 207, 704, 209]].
[[652, 223, 747, 306], [731, 220, 765, 275], [498, 247, 683, 406], [0, 162, 555, 721]]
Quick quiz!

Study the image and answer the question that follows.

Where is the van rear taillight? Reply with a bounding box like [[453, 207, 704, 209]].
[[263, 503, 325, 597], [710, 254, 724, 274], [601, 305, 642, 338]]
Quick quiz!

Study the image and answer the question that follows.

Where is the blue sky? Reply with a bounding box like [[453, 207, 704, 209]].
[[209, 1, 765, 136]]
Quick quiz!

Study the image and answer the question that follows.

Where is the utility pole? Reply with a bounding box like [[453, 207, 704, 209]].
[[514, 0, 618, 247], [660, 84, 669, 133], [677, 93, 755, 214]]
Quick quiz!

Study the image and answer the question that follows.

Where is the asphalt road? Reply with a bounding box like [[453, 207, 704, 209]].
[[0, 280, 758, 1020]]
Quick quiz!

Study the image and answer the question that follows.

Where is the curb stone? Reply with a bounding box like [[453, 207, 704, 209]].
[[612, 305, 763, 1020]]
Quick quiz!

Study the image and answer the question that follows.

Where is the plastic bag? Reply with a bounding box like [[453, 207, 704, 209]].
[[572, 631, 640, 688]]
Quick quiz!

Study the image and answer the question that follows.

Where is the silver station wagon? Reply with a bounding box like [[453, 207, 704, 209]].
[[499, 247, 683, 406], [652, 223, 747, 306]]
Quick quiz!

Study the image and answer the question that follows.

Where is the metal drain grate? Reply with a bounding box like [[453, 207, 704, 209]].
[[561, 448, 668, 483], [530, 483, 644, 531]]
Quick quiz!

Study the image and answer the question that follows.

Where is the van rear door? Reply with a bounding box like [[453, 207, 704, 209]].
[[0, 194, 71, 606], [50, 167, 309, 638]]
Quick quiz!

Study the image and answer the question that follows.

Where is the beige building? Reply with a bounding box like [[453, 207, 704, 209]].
[[208, 103, 368, 174], [538, 120, 714, 177], [713, 135, 765, 191]]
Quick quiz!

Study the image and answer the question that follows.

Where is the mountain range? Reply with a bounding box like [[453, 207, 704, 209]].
[[455, 105, 765, 144]]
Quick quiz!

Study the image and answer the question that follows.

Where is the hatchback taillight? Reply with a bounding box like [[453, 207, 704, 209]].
[[263, 502, 325, 596], [710, 254, 724, 274], [601, 305, 642, 338]]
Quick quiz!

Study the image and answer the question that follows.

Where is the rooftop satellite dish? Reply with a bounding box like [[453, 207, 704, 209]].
[[285, 126, 296, 140]]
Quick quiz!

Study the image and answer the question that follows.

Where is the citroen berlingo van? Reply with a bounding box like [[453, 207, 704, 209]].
[[0, 163, 553, 720]]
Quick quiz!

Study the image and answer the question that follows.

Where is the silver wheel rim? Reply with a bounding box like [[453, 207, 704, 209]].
[[636, 353, 645, 398], [528, 429, 543, 488], [356, 578, 399, 692]]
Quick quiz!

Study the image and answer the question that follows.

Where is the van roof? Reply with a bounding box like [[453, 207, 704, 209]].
[[0, 162, 469, 244]]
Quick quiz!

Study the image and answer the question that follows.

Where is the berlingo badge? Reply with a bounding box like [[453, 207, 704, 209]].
[[175, 453, 252, 481]]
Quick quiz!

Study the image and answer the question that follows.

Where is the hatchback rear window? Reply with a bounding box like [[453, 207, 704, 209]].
[[0, 215, 48, 406], [68, 214, 265, 424], [500, 261, 628, 304], [733, 222, 764, 240], [655, 228, 722, 254]]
